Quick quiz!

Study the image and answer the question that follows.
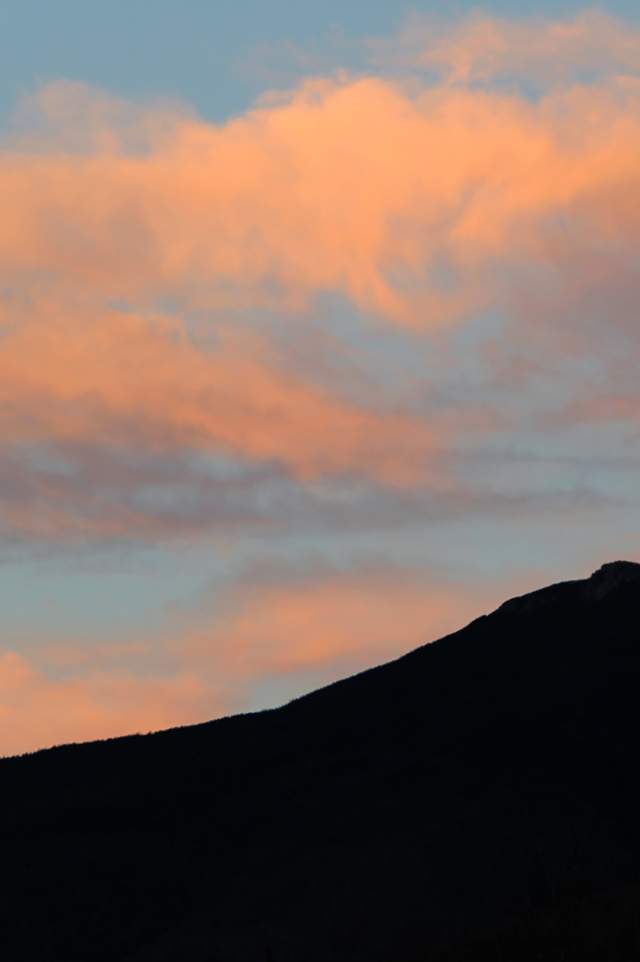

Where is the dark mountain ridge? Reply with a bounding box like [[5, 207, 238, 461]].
[[2, 561, 640, 961]]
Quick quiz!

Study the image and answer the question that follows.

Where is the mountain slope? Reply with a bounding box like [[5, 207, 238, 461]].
[[1, 561, 640, 961]]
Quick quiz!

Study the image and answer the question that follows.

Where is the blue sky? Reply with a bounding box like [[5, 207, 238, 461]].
[[2, 1, 639, 123]]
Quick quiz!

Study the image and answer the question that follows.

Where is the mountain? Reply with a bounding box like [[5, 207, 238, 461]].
[[2, 561, 640, 961]]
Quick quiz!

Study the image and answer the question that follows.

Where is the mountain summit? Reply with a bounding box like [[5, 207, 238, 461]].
[[500, 559, 640, 613], [589, 558, 640, 594], [1, 561, 640, 961]]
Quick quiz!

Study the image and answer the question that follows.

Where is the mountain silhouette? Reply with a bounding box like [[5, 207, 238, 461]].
[[2, 560, 640, 961]]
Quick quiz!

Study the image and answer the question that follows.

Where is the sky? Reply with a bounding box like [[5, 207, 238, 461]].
[[1, 2, 639, 755]]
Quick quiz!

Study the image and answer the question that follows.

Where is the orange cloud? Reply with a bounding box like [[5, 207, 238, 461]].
[[0, 564, 504, 755], [375, 10, 640, 85], [181, 564, 498, 681], [0, 16, 639, 544], [1, 59, 639, 329], [0, 300, 435, 502], [0, 650, 211, 757]]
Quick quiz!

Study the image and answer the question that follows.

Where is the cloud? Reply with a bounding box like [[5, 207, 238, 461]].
[[0, 650, 212, 757], [0, 14, 639, 547], [2, 58, 640, 330], [176, 560, 499, 684], [0, 299, 437, 544], [1, 561, 504, 755], [546, 392, 640, 429], [2, 13, 640, 752], [372, 9, 640, 86]]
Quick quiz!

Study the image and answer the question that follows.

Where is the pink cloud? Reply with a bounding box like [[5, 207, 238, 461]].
[[0, 14, 638, 545], [2, 58, 640, 330], [373, 10, 640, 85], [0, 650, 211, 757], [0, 300, 436, 500], [1, 564, 506, 756], [178, 563, 502, 685]]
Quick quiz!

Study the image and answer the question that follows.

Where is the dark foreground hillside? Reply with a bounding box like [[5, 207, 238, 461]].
[[2, 561, 640, 961]]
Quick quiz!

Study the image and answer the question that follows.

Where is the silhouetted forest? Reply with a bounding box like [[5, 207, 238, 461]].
[[1, 561, 640, 961]]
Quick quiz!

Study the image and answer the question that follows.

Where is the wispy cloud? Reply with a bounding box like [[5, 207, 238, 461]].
[[0, 298, 439, 545], [370, 9, 640, 85], [1, 559, 504, 755], [0, 650, 210, 757]]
